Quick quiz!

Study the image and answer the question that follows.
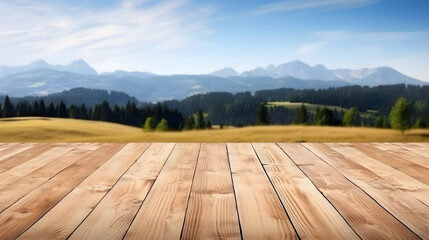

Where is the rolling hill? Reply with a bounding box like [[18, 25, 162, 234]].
[[0, 117, 428, 142]]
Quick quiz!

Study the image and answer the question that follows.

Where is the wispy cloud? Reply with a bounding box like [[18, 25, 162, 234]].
[[296, 42, 325, 54], [314, 31, 429, 40], [255, 0, 378, 14], [0, 0, 213, 71]]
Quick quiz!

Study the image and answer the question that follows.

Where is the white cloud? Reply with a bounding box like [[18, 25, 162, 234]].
[[29, 81, 46, 88], [0, 0, 213, 72], [255, 0, 378, 14], [314, 31, 429, 40], [296, 42, 325, 54]]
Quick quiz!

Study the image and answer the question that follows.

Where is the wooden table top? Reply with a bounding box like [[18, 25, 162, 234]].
[[0, 142, 428, 239]]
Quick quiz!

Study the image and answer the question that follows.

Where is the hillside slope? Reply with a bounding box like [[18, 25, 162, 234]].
[[0, 117, 428, 142]]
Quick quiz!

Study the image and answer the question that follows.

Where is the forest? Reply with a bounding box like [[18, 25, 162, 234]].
[[1, 84, 428, 130]]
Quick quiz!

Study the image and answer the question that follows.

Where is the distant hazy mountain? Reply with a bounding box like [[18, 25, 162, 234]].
[[0, 69, 349, 102], [0, 59, 97, 77], [5, 87, 141, 107], [101, 70, 156, 78], [210, 60, 426, 85], [0, 59, 426, 102], [210, 67, 240, 77]]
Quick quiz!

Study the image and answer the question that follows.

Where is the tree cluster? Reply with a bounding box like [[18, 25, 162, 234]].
[[0, 96, 186, 131]]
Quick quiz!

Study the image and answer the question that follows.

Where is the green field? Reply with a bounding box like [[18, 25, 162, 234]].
[[0, 117, 428, 142], [267, 101, 376, 118]]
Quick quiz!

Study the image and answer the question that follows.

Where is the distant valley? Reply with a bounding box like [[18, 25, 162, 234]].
[[0, 59, 427, 102]]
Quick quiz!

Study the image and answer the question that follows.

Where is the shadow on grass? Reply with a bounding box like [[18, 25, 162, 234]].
[[0, 117, 51, 122]]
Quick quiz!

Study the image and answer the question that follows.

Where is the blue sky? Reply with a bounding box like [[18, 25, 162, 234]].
[[0, 0, 428, 81]]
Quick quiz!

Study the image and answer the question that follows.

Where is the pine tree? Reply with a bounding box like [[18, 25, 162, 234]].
[[57, 101, 68, 118], [196, 109, 205, 129], [48, 103, 56, 117], [32, 101, 40, 116], [16, 102, 29, 117], [293, 104, 308, 124], [184, 115, 195, 130], [315, 107, 334, 126], [39, 99, 47, 117], [256, 104, 269, 125], [79, 104, 88, 119], [2, 96, 15, 118], [100, 101, 111, 121]]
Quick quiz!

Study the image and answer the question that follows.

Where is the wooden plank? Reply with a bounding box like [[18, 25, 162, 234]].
[[375, 143, 429, 168], [0, 144, 53, 173], [66, 143, 173, 240], [0, 143, 77, 188], [351, 143, 429, 185], [278, 143, 419, 240], [0, 142, 20, 152], [124, 143, 200, 240], [19, 143, 150, 240], [0, 143, 100, 213], [0, 143, 36, 165], [328, 143, 429, 206], [0, 143, 125, 239], [253, 143, 359, 239], [395, 143, 429, 161], [227, 143, 297, 240], [0, 144, 55, 173], [306, 143, 429, 239], [182, 143, 241, 240]]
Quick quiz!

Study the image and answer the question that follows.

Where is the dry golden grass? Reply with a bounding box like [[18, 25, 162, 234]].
[[0, 117, 428, 142]]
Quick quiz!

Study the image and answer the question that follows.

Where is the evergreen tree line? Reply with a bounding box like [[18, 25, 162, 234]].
[[257, 96, 427, 132], [0, 96, 186, 131], [255, 84, 429, 115]]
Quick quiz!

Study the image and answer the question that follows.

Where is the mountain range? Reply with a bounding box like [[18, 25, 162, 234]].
[[0, 59, 426, 102], [210, 60, 423, 86]]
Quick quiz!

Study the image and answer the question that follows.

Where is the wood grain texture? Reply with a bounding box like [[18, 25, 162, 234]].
[[278, 143, 419, 240], [374, 143, 429, 168], [18, 143, 149, 240], [228, 143, 297, 240], [306, 143, 428, 239], [328, 143, 429, 206], [351, 143, 429, 185], [394, 143, 429, 163], [0, 142, 21, 154], [0, 143, 34, 163], [253, 143, 359, 239], [67, 143, 172, 240], [124, 143, 200, 240], [0, 143, 50, 173], [0, 143, 125, 239], [182, 143, 241, 240], [0, 143, 99, 213], [0, 143, 76, 189]]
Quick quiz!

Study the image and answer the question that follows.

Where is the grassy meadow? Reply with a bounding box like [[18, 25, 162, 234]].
[[0, 117, 428, 142], [266, 101, 377, 118]]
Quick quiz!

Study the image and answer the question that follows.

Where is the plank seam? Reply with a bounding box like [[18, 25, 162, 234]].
[[341, 143, 429, 208], [251, 143, 301, 240], [14, 143, 127, 239], [65, 143, 152, 239], [121, 143, 177, 240], [301, 143, 422, 240], [0, 143, 83, 215], [276, 143, 362, 239], [179, 143, 202, 239], [225, 143, 244, 240]]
